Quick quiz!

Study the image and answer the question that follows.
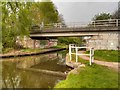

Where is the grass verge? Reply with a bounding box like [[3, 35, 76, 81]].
[[86, 50, 119, 62], [55, 54, 119, 88]]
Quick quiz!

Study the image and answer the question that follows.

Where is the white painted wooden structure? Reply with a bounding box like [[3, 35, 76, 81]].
[[69, 44, 94, 65]]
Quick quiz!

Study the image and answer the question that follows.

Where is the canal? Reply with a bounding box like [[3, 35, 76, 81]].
[[2, 50, 71, 88]]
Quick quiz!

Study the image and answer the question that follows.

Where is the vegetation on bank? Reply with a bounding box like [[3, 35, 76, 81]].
[[2, 48, 42, 54], [58, 37, 82, 45], [55, 55, 118, 88], [86, 50, 119, 62], [51, 45, 68, 49]]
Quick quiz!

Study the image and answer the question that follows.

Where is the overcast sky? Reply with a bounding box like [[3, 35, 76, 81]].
[[52, 1, 118, 24]]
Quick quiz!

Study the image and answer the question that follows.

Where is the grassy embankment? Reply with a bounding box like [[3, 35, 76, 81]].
[[86, 50, 119, 62], [55, 54, 119, 88]]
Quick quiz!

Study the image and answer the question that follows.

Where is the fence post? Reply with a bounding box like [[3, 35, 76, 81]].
[[90, 48, 92, 65], [76, 47, 78, 62], [92, 48, 94, 63], [69, 44, 72, 61], [116, 19, 118, 26], [93, 21, 95, 27]]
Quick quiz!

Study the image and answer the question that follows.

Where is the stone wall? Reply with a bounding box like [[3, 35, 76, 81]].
[[16, 36, 40, 48], [40, 39, 58, 48], [16, 36, 58, 49], [86, 32, 119, 50]]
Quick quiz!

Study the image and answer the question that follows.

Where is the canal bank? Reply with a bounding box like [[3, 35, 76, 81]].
[[0, 48, 67, 58]]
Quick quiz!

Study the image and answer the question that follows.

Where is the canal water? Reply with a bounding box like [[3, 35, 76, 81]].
[[2, 50, 71, 88]]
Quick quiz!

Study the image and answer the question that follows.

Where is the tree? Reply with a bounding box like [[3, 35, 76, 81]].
[[58, 14, 65, 24], [2, 2, 32, 48], [112, 10, 120, 19], [2, 1, 60, 49], [30, 1, 59, 25], [93, 13, 112, 20]]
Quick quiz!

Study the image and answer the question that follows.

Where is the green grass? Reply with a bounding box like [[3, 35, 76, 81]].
[[86, 50, 119, 62], [55, 55, 119, 88], [2, 48, 42, 54], [20, 48, 42, 52], [2, 48, 14, 54], [51, 44, 68, 48]]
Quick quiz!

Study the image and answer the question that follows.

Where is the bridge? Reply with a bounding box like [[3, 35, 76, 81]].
[[30, 19, 120, 40]]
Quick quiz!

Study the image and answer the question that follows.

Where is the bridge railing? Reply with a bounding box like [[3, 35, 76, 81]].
[[90, 19, 120, 27], [31, 19, 120, 31], [44, 22, 89, 29], [44, 19, 120, 29]]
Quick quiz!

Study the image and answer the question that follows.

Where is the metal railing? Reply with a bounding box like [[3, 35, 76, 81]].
[[31, 19, 120, 30], [90, 19, 120, 27]]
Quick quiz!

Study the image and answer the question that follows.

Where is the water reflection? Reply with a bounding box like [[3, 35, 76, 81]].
[[2, 51, 70, 88]]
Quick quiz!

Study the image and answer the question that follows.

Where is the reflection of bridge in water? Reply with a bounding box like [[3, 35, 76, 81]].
[[30, 19, 120, 50]]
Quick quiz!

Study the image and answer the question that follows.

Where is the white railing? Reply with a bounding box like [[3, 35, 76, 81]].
[[33, 19, 120, 30], [69, 44, 94, 65], [90, 19, 120, 27]]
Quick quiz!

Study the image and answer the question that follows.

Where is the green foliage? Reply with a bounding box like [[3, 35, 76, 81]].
[[58, 37, 82, 46], [39, 2, 58, 24], [30, 1, 59, 25], [2, 48, 14, 54], [2, 2, 32, 48], [51, 45, 67, 48], [2, 1, 60, 49], [93, 13, 112, 20], [20, 48, 41, 52]]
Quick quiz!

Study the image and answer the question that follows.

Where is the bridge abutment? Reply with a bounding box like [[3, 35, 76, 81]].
[[86, 32, 119, 50]]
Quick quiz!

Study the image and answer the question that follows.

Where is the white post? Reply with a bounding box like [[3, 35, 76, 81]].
[[93, 21, 95, 27], [76, 47, 78, 62], [92, 48, 94, 63], [116, 19, 118, 26], [90, 48, 92, 65], [69, 44, 72, 61]]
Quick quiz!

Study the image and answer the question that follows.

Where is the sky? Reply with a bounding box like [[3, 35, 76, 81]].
[[52, 1, 118, 24]]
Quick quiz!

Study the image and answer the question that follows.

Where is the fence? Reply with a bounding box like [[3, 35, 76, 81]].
[[69, 44, 94, 65], [44, 19, 120, 29], [31, 19, 120, 31], [90, 19, 120, 27]]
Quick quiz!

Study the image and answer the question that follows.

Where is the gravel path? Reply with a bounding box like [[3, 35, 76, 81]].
[[78, 51, 119, 72]]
